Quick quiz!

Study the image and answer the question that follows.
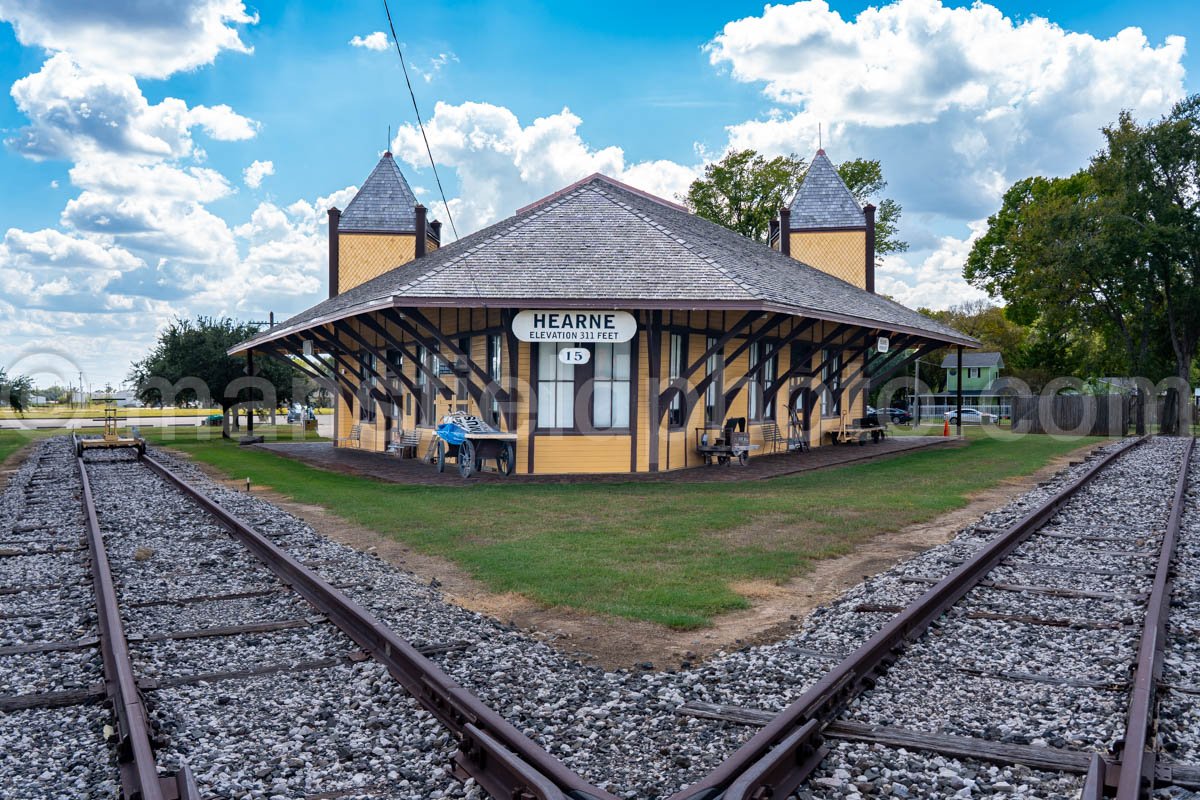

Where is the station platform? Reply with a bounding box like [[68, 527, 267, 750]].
[[253, 435, 962, 486]]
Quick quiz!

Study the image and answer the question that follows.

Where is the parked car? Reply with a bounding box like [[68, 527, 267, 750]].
[[882, 407, 913, 424], [286, 403, 315, 424], [945, 407, 998, 424]]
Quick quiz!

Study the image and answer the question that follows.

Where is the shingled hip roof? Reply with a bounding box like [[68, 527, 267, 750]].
[[788, 150, 866, 230], [337, 152, 420, 233], [232, 174, 976, 353]]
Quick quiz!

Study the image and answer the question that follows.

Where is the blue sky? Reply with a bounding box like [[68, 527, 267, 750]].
[[0, 0, 1195, 389]]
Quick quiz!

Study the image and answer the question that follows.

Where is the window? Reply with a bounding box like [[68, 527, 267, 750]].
[[668, 333, 685, 427], [385, 348, 404, 421], [748, 341, 778, 422], [821, 349, 841, 416], [358, 350, 377, 423], [537, 342, 576, 429], [762, 345, 777, 419], [593, 341, 631, 429], [486, 334, 502, 426], [705, 336, 722, 426], [416, 345, 433, 425]]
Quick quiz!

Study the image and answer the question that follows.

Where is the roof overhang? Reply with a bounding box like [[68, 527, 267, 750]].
[[229, 295, 979, 356]]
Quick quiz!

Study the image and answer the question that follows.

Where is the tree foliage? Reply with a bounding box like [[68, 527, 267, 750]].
[[683, 149, 908, 253], [0, 368, 32, 413], [128, 316, 299, 437], [966, 95, 1200, 392]]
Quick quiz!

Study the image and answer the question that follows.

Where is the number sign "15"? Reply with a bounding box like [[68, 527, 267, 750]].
[[558, 347, 590, 365]]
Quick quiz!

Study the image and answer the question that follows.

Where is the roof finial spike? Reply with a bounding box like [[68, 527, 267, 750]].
[[386, 125, 391, 157], [817, 123, 824, 156]]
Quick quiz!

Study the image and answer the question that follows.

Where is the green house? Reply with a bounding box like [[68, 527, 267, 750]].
[[941, 352, 1003, 394]]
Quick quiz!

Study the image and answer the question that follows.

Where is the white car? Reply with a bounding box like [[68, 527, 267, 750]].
[[944, 407, 997, 424]]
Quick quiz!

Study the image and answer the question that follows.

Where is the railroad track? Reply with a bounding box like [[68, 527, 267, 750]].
[[4, 435, 1197, 799], [669, 435, 1200, 799], [3, 437, 616, 800]]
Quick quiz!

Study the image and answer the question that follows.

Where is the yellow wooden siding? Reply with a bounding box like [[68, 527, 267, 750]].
[[338, 234, 416, 292], [533, 435, 632, 474], [789, 230, 866, 289]]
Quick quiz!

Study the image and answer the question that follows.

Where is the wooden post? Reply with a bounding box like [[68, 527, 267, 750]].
[[955, 346, 963, 437], [246, 350, 254, 435]]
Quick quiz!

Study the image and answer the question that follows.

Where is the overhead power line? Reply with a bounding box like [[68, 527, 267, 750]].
[[381, 0, 460, 243]]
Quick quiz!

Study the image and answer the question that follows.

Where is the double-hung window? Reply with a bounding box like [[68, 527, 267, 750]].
[[705, 336, 722, 426], [486, 334, 502, 426], [748, 341, 777, 422], [358, 350, 377, 423], [537, 343, 576, 429], [821, 349, 841, 416], [593, 341, 631, 429], [416, 344, 433, 425], [667, 333, 685, 427]]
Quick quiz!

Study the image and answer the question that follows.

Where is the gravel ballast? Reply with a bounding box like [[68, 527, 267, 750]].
[[3, 434, 1195, 800]]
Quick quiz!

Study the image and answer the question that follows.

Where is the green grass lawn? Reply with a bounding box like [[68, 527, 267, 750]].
[[102, 425, 1106, 629]]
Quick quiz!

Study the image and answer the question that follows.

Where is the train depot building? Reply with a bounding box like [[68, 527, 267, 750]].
[[231, 149, 974, 475]]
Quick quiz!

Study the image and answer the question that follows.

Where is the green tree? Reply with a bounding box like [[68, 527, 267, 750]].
[[966, 96, 1200, 411], [683, 149, 908, 253], [0, 368, 32, 413], [1094, 96, 1200, 393], [128, 316, 299, 438], [685, 150, 807, 242]]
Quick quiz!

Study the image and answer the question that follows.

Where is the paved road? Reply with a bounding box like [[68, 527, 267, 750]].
[[1, 414, 335, 438]]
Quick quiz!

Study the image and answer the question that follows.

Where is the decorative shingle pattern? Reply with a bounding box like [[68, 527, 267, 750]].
[[788, 150, 866, 230], [236, 175, 974, 351], [337, 153, 419, 233]]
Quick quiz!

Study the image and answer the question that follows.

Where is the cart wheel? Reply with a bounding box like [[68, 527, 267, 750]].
[[497, 442, 515, 476], [436, 439, 447, 473], [458, 440, 475, 479], [717, 455, 730, 465], [737, 451, 749, 467]]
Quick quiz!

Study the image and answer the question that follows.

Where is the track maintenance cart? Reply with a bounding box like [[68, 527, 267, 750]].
[[74, 406, 146, 459]]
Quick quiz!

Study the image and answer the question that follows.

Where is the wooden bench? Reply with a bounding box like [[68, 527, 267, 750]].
[[336, 424, 362, 448]]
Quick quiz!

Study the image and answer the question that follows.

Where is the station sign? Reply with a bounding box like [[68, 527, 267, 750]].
[[512, 310, 636, 343], [559, 347, 591, 365]]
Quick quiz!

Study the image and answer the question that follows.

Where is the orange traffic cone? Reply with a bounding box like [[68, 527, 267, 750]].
[[943, 419, 950, 437]]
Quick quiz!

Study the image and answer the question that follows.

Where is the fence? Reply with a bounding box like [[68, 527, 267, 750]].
[[1010, 395, 1132, 436], [913, 402, 1011, 423]]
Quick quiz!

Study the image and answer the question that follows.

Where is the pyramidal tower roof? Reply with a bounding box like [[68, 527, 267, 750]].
[[338, 152, 420, 233], [788, 149, 866, 230]]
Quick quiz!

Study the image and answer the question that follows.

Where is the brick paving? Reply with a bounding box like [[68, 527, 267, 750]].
[[252, 435, 962, 486]]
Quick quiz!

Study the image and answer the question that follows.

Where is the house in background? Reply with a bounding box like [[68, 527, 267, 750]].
[[941, 352, 1004, 393]]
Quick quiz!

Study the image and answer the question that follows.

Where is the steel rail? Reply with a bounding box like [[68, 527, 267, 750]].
[[138, 453, 615, 800], [1083, 436, 1195, 800], [75, 442, 200, 800], [668, 435, 1150, 800]]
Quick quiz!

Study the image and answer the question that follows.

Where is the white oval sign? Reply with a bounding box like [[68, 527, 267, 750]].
[[877, 336, 890, 354], [512, 310, 636, 343], [558, 347, 590, 365]]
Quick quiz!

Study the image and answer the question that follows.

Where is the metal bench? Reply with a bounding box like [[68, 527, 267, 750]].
[[336, 424, 362, 448], [760, 421, 787, 454], [389, 429, 421, 459]]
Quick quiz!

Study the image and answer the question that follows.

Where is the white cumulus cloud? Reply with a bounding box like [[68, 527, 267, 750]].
[[392, 101, 700, 232], [243, 159, 274, 188], [349, 31, 389, 51], [7, 54, 259, 162], [0, 0, 257, 79], [710, 0, 1186, 220]]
